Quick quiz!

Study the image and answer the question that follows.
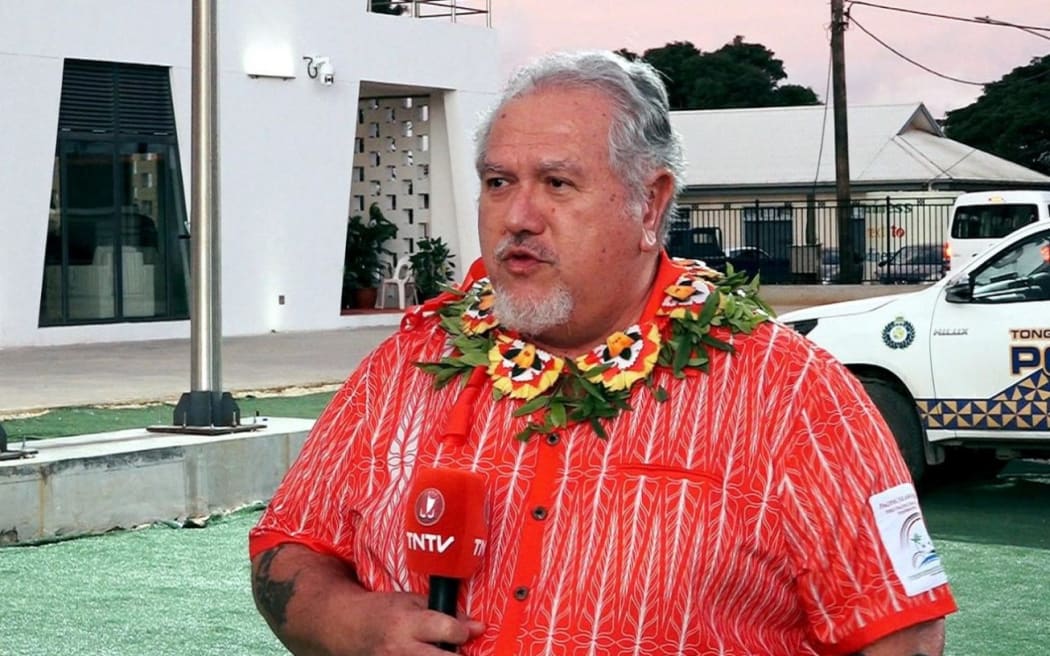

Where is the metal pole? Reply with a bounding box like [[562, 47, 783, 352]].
[[831, 0, 859, 282], [885, 195, 892, 260], [164, 0, 241, 430], [191, 0, 221, 394]]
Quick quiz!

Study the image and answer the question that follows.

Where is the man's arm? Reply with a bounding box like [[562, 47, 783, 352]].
[[251, 543, 484, 655], [848, 618, 945, 656]]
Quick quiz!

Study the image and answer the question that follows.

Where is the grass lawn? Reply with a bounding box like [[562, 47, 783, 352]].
[[0, 389, 337, 441], [2, 473, 1048, 655]]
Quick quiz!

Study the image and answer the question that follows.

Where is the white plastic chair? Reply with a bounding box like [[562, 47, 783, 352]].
[[376, 255, 417, 309]]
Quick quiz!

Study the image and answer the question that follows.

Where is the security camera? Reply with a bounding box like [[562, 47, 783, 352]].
[[319, 58, 334, 86], [303, 55, 334, 86]]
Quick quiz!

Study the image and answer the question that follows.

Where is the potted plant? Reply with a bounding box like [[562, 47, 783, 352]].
[[343, 203, 398, 309], [410, 237, 456, 301]]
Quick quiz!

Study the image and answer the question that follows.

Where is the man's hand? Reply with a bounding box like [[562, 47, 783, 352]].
[[251, 543, 485, 655], [848, 618, 945, 656]]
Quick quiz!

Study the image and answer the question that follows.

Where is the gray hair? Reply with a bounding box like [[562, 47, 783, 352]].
[[475, 50, 686, 240]]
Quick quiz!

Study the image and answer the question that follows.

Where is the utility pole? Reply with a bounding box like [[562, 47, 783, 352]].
[[831, 0, 860, 283]]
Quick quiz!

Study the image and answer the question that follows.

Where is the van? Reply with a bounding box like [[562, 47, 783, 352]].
[[946, 190, 1050, 273]]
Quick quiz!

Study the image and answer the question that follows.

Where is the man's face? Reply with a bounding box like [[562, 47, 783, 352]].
[[478, 86, 664, 350]]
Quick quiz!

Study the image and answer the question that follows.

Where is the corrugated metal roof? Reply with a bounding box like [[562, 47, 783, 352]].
[[672, 102, 1050, 189]]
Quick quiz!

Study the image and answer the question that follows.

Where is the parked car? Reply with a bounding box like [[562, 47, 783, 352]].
[[725, 246, 790, 284], [877, 244, 946, 284], [666, 225, 728, 271], [820, 247, 840, 284], [779, 221, 1050, 484]]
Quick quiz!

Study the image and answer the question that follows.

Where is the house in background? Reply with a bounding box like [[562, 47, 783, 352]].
[[669, 103, 1050, 281], [0, 0, 498, 349]]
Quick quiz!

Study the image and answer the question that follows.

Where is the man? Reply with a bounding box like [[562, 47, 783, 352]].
[[250, 51, 955, 655]]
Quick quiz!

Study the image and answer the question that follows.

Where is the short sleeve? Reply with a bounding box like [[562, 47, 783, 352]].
[[247, 350, 376, 561], [776, 345, 956, 654], [248, 325, 440, 563]]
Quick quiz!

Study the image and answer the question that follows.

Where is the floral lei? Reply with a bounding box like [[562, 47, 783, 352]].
[[416, 259, 773, 442]]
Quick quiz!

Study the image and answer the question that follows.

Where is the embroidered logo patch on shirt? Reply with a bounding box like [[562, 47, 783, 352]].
[[869, 483, 947, 596]]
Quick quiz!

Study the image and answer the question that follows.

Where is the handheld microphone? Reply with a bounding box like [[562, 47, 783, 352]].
[[404, 467, 488, 652]]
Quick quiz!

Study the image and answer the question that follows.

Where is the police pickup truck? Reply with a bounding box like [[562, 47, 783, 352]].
[[779, 221, 1050, 484]]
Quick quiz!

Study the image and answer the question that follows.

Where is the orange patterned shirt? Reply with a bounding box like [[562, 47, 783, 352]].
[[250, 256, 956, 655]]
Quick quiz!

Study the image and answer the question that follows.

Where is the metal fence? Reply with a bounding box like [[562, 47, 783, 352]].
[[366, 0, 492, 25], [668, 196, 957, 285]]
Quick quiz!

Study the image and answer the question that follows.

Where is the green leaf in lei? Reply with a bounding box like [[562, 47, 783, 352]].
[[416, 261, 772, 441]]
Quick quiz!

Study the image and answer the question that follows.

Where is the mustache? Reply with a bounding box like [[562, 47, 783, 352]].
[[494, 235, 557, 263]]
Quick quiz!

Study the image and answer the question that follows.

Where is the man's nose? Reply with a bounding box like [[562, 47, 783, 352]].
[[503, 184, 545, 234]]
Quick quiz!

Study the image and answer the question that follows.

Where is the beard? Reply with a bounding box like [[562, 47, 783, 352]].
[[489, 234, 575, 337], [491, 281, 574, 338]]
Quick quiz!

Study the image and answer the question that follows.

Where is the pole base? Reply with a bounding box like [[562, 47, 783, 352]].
[[171, 390, 241, 428]]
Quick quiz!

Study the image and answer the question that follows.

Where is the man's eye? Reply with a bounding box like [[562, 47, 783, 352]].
[[548, 178, 568, 189], [486, 177, 506, 189]]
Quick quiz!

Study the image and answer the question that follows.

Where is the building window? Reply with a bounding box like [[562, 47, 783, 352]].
[[40, 59, 189, 326]]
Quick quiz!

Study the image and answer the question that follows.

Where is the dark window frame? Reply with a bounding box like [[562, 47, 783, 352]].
[[41, 59, 190, 327]]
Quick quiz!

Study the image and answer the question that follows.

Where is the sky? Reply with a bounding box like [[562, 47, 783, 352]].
[[493, 0, 1049, 118]]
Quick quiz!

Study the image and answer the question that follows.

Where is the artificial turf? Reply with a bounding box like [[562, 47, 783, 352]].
[[1, 390, 336, 441], [2, 473, 1049, 655], [3, 397, 1048, 654]]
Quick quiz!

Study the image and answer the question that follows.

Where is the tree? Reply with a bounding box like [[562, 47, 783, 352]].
[[630, 37, 819, 110], [943, 54, 1050, 175], [639, 41, 706, 110]]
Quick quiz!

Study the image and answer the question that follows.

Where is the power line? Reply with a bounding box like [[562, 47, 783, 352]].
[[974, 16, 1050, 42], [846, 1, 1050, 34], [811, 46, 833, 193], [849, 15, 988, 86]]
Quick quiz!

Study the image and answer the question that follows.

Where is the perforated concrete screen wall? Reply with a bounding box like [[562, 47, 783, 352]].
[[351, 96, 432, 262]]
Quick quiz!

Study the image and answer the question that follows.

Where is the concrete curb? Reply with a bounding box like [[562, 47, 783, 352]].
[[0, 417, 313, 545]]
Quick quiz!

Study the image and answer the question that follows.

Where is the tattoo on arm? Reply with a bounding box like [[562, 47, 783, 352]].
[[252, 545, 298, 629]]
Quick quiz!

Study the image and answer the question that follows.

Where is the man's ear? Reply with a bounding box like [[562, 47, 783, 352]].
[[639, 170, 675, 253]]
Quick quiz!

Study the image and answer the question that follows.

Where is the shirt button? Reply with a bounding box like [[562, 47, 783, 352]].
[[513, 586, 529, 601], [545, 433, 560, 446], [531, 506, 548, 521]]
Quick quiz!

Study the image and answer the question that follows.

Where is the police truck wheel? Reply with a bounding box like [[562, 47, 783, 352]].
[[859, 376, 926, 485]]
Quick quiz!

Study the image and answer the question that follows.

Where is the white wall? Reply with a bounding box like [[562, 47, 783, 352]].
[[429, 90, 498, 270], [0, 0, 499, 347]]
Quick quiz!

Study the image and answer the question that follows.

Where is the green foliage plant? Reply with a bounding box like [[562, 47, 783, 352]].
[[410, 237, 456, 301], [344, 203, 399, 290]]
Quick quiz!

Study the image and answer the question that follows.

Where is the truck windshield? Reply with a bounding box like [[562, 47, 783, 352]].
[[951, 203, 1038, 239]]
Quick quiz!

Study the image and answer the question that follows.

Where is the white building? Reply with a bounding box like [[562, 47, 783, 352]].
[[0, 1, 499, 348]]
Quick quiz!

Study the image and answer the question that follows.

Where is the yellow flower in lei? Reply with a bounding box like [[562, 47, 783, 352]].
[[576, 324, 661, 391], [488, 335, 564, 399], [416, 261, 772, 442], [461, 280, 498, 335], [658, 262, 721, 319]]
